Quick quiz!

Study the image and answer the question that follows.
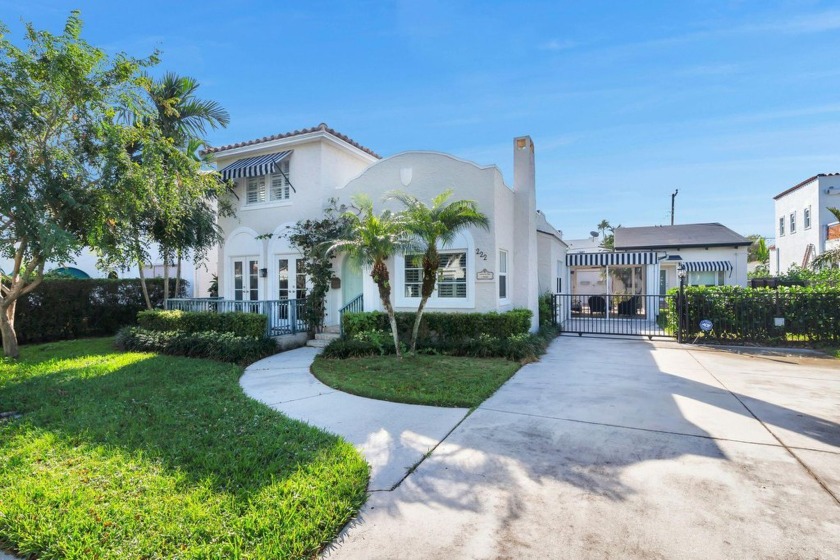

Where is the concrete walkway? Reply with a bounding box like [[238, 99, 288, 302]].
[[239, 347, 469, 491], [325, 336, 840, 559]]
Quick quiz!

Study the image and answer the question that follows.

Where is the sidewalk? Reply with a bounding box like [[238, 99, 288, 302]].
[[239, 347, 469, 491]]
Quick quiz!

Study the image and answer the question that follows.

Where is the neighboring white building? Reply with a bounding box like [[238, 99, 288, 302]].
[[561, 223, 750, 321], [771, 173, 840, 274], [208, 124, 565, 331]]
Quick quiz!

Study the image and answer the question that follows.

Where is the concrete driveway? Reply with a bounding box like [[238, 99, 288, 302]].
[[326, 336, 840, 559]]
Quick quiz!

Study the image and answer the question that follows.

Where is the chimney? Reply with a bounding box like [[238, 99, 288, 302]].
[[512, 136, 539, 331]]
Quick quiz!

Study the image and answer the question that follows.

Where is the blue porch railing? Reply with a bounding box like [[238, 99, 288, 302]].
[[166, 297, 308, 337], [338, 294, 363, 336]]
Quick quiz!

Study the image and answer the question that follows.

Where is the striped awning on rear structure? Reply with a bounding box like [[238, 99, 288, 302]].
[[219, 151, 291, 180], [566, 252, 658, 267], [682, 261, 732, 272]]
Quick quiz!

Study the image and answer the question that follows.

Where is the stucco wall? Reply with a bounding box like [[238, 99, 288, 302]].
[[773, 175, 840, 274]]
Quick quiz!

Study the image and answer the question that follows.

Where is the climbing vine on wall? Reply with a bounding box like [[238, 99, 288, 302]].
[[285, 199, 351, 334]]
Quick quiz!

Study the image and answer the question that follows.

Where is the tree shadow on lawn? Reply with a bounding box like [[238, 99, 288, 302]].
[[0, 345, 360, 498]]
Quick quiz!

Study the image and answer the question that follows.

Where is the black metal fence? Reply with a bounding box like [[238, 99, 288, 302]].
[[550, 293, 675, 338], [668, 288, 840, 345]]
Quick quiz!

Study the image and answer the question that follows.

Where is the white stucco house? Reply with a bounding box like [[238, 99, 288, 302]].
[[560, 223, 750, 327], [205, 124, 565, 332], [770, 173, 840, 275]]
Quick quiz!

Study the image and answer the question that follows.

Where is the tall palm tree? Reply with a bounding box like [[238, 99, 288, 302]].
[[144, 72, 230, 148], [597, 219, 611, 241], [142, 73, 229, 304], [387, 189, 490, 354], [328, 194, 411, 357]]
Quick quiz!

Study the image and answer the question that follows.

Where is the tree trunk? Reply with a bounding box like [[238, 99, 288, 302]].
[[162, 252, 170, 309], [409, 253, 439, 355], [371, 259, 401, 358], [174, 251, 182, 298], [0, 301, 19, 359], [137, 260, 153, 310]]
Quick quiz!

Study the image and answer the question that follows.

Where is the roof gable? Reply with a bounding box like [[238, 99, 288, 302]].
[[205, 123, 380, 159], [614, 223, 751, 250], [773, 173, 840, 200]]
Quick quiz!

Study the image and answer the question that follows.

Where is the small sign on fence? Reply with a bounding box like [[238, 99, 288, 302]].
[[699, 319, 713, 332]]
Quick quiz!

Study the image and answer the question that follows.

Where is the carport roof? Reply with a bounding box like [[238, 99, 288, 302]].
[[614, 223, 751, 250]]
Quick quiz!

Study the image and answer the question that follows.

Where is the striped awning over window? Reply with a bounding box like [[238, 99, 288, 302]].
[[219, 150, 292, 181], [682, 261, 732, 272], [566, 252, 658, 267]]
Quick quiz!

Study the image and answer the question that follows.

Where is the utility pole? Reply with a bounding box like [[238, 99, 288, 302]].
[[671, 189, 679, 225]]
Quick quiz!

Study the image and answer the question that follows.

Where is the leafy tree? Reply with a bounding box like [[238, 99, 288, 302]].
[[812, 207, 840, 270], [285, 200, 350, 336], [94, 74, 231, 309], [0, 11, 154, 357], [747, 235, 770, 264], [328, 195, 411, 357], [387, 189, 489, 354]]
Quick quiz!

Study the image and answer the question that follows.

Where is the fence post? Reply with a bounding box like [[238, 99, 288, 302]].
[[290, 300, 297, 335]]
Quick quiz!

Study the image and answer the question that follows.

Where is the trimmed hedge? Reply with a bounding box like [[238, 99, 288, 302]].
[[115, 327, 277, 365], [13, 278, 179, 344], [324, 324, 558, 362], [667, 285, 840, 344], [341, 309, 532, 343], [137, 310, 267, 338]]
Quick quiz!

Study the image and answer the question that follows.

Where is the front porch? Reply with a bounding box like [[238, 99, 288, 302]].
[[166, 298, 308, 336]]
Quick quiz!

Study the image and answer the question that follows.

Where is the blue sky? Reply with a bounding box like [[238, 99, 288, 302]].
[[3, 1, 840, 240]]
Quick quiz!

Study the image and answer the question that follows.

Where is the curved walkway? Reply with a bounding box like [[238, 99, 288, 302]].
[[239, 347, 469, 491]]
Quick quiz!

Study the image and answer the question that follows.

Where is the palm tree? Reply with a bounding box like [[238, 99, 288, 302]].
[[328, 195, 411, 357], [144, 72, 230, 148], [142, 73, 230, 305], [597, 219, 611, 241], [387, 189, 490, 354]]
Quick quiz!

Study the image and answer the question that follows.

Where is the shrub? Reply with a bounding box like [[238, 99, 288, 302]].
[[115, 327, 277, 365], [667, 285, 840, 345], [321, 338, 382, 359], [342, 309, 532, 343], [14, 278, 177, 344], [137, 310, 267, 338], [538, 292, 554, 326]]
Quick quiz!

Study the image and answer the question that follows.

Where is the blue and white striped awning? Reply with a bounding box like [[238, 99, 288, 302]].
[[219, 151, 291, 181], [567, 251, 658, 267], [682, 261, 732, 272]]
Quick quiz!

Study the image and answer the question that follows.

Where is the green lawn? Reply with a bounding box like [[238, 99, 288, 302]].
[[0, 338, 368, 559], [310, 354, 521, 408]]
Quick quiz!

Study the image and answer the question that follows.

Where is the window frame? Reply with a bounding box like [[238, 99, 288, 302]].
[[779, 216, 785, 237], [804, 206, 812, 230], [789, 211, 796, 234], [394, 232, 475, 309], [498, 249, 509, 301], [242, 157, 292, 209]]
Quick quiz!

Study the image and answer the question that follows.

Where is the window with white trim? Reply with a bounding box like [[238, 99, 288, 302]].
[[498, 250, 508, 299], [270, 160, 291, 201], [404, 252, 467, 299], [779, 216, 785, 236], [790, 211, 796, 233], [688, 270, 724, 286], [436, 252, 467, 298], [247, 177, 266, 205], [804, 206, 811, 229]]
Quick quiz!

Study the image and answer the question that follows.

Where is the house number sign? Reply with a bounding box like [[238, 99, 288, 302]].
[[476, 268, 494, 281], [475, 248, 488, 261]]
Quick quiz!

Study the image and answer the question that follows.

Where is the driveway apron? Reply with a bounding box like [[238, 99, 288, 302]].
[[326, 336, 840, 559]]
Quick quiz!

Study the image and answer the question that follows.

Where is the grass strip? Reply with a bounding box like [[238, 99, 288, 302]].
[[311, 354, 520, 408]]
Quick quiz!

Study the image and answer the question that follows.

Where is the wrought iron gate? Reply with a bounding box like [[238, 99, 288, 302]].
[[550, 293, 677, 339]]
